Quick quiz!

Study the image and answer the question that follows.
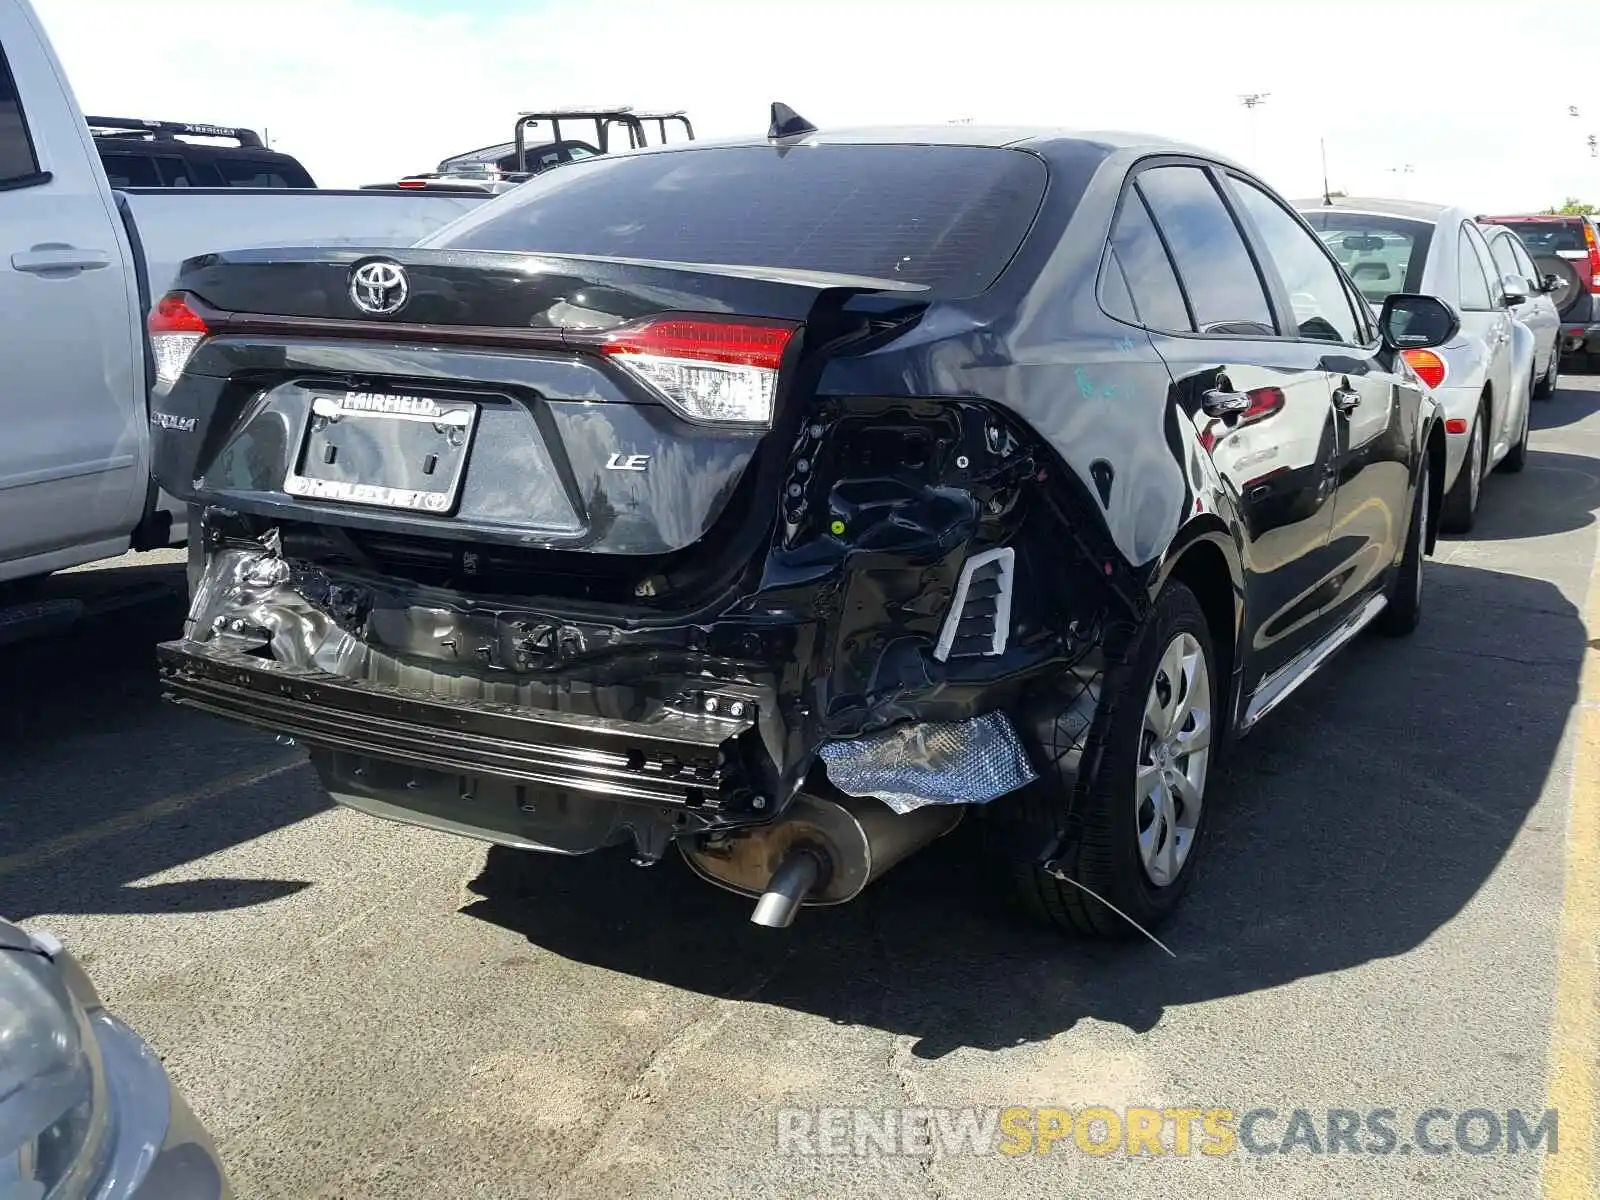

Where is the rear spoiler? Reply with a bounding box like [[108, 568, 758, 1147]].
[[87, 116, 264, 149]]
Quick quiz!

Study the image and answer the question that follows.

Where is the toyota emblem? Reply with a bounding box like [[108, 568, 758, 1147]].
[[350, 260, 409, 316]]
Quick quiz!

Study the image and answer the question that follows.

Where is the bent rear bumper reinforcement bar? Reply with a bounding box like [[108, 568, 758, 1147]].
[[156, 638, 753, 809]]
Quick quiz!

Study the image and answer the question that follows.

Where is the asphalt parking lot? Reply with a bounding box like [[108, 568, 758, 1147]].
[[3, 379, 1598, 1200]]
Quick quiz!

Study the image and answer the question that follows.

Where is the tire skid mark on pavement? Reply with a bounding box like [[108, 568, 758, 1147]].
[[0, 754, 308, 880], [1544, 526, 1600, 1200]]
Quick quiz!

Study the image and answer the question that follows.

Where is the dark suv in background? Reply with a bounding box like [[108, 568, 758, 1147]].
[[1479, 213, 1600, 367], [89, 116, 315, 189]]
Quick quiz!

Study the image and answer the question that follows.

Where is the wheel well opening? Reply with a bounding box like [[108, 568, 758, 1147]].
[[1166, 542, 1236, 730]]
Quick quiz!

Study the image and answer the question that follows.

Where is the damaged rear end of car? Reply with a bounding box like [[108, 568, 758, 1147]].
[[151, 134, 1135, 926]]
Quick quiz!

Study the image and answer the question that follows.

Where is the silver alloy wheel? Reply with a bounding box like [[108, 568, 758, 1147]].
[[1137, 631, 1211, 887]]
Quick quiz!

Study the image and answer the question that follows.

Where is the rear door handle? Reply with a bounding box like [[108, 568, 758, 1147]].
[[11, 246, 112, 276], [1201, 388, 1251, 417], [1332, 386, 1362, 413]]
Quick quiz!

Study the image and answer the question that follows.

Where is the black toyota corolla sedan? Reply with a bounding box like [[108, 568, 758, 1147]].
[[148, 111, 1449, 939]]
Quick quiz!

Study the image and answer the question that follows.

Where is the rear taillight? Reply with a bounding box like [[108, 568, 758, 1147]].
[[599, 316, 799, 426], [148, 293, 209, 385], [1583, 222, 1600, 294], [1402, 348, 1447, 390]]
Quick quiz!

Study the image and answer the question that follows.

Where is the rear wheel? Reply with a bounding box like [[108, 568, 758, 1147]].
[[1441, 404, 1485, 533], [1006, 582, 1217, 938], [1501, 379, 1532, 474], [1378, 455, 1428, 637], [1534, 340, 1559, 398]]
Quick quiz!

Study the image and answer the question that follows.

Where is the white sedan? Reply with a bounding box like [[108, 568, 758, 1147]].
[[1297, 197, 1529, 533]]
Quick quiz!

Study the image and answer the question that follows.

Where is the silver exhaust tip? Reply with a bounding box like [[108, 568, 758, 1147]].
[[749, 847, 825, 928]]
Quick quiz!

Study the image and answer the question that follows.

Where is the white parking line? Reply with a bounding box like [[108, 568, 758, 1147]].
[[0, 754, 307, 880]]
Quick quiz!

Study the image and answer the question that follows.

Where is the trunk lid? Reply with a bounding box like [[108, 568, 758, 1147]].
[[153, 248, 927, 569]]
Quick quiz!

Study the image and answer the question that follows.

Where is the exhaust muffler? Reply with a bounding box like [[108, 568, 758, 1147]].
[[680, 789, 963, 927]]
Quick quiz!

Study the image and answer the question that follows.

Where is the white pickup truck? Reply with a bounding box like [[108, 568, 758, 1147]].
[[0, 0, 491, 642]]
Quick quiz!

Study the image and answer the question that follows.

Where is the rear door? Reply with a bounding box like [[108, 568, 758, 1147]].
[[1224, 174, 1421, 625], [1458, 221, 1516, 453], [1116, 161, 1341, 688]]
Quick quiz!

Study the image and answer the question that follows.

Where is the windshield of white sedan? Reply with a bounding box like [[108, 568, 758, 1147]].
[[1300, 212, 1433, 305]]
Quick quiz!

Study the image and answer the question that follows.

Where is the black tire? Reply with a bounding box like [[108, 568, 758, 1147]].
[[1533, 340, 1559, 399], [1006, 581, 1218, 938], [1501, 381, 1531, 473], [1440, 402, 1486, 533], [1378, 454, 1428, 637]]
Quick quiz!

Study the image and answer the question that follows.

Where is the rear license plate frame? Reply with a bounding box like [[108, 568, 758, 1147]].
[[284, 391, 480, 516]]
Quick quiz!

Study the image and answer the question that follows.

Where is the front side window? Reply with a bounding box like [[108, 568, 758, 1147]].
[[1135, 165, 1274, 334], [1457, 225, 1494, 310], [0, 43, 40, 184], [1487, 231, 1521, 284], [1508, 237, 1539, 284], [1226, 176, 1362, 344]]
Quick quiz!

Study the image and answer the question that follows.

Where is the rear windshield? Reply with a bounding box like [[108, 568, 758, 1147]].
[[1300, 210, 1434, 305], [427, 143, 1055, 296], [1479, 218, 1588, 254]]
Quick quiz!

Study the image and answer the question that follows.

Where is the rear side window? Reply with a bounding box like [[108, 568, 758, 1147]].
[[100, 152, 160, 188], [431, 143, 1066, 297], [1105, 191, 1192, 331], [1135, 165, 1274, 334], [1457, 225, 1494, 310], [0, 44, 40, 184]]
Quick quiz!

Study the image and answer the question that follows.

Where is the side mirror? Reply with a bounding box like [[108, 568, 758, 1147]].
[[1379, 292, 1461, 352], [1540, 273, 1563, 293], [1501, 274, 1529, 307]]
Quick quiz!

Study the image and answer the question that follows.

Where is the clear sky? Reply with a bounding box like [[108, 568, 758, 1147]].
[[34, 0, 1600, 212]]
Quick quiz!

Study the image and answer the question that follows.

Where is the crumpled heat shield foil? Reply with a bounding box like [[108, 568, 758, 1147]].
[[818, 712, 1038, 814]]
